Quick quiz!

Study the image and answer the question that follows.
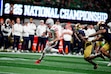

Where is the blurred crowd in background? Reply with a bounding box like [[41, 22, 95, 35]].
[[5, 0, 111, 11]]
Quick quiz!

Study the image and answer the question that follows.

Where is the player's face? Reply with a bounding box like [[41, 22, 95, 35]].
[[99, 26, 104, 30], [47, 24, 51, 29]]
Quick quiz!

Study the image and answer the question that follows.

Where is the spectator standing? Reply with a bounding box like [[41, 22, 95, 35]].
[[62, 24, 73, 54], [2, 18, 12, 51], [36, 20, 48, 52], [28, 18, 36, 52], [54, 20, 63, 38], [0, 18, 4, 50], [87, 25, 96, 41], [12, 17, 23, 52], [22, 22, 30, 52]]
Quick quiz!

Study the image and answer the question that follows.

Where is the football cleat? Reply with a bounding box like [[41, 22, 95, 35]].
[[35, 60, 41, 64], [94, 64, 98, 69]]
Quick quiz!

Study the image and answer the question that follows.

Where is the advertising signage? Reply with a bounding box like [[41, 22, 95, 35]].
[[4, 3, 108, 22], [0, 0, 3, 16]]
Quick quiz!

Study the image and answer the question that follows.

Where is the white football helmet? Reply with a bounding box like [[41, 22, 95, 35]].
[[46, 18, 54, 26]]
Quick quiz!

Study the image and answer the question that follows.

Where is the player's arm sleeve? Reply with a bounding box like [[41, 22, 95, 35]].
[[89, 29, 106, 37]]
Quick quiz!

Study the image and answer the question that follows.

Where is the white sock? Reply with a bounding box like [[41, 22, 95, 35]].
[[50, 48, 58, 53]]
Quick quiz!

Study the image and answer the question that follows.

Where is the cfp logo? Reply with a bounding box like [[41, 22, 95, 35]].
[[4, 3, 23, 15]]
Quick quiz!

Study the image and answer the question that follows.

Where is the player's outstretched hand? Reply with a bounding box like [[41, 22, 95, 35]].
[[82, 36, 89, 39]]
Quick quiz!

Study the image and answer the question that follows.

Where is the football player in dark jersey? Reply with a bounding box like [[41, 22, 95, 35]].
[[88, 21, 111, 67]]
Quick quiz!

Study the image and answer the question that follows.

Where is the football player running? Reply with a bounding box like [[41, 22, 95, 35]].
[[35, 18, 64, 64], [76, 24, 104, 69], [88, 21, 111, 67]]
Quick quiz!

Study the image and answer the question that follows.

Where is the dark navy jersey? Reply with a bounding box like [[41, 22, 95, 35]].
[[78, 30, 85, 36], [99, 25, 111, 42], [75, 29, 85, 41]]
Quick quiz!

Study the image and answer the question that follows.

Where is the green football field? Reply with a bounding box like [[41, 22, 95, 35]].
[[0, 52, 111, 74]]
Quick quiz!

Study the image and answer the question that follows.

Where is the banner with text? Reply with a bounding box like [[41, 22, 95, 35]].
[[4, 3, 108, 22]]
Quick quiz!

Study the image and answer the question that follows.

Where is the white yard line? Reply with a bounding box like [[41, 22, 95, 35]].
[[97, 61, 109, 64], [0, 57, 35, 61], [0, 72, 19, 74], [0, 66, 87, 74], [0, 52, 83, 57]]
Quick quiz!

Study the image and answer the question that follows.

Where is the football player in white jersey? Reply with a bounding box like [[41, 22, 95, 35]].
[[35, 18, 64, 64]]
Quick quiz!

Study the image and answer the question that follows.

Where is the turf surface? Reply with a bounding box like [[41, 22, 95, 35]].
[[0, 52, 111, 74]]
